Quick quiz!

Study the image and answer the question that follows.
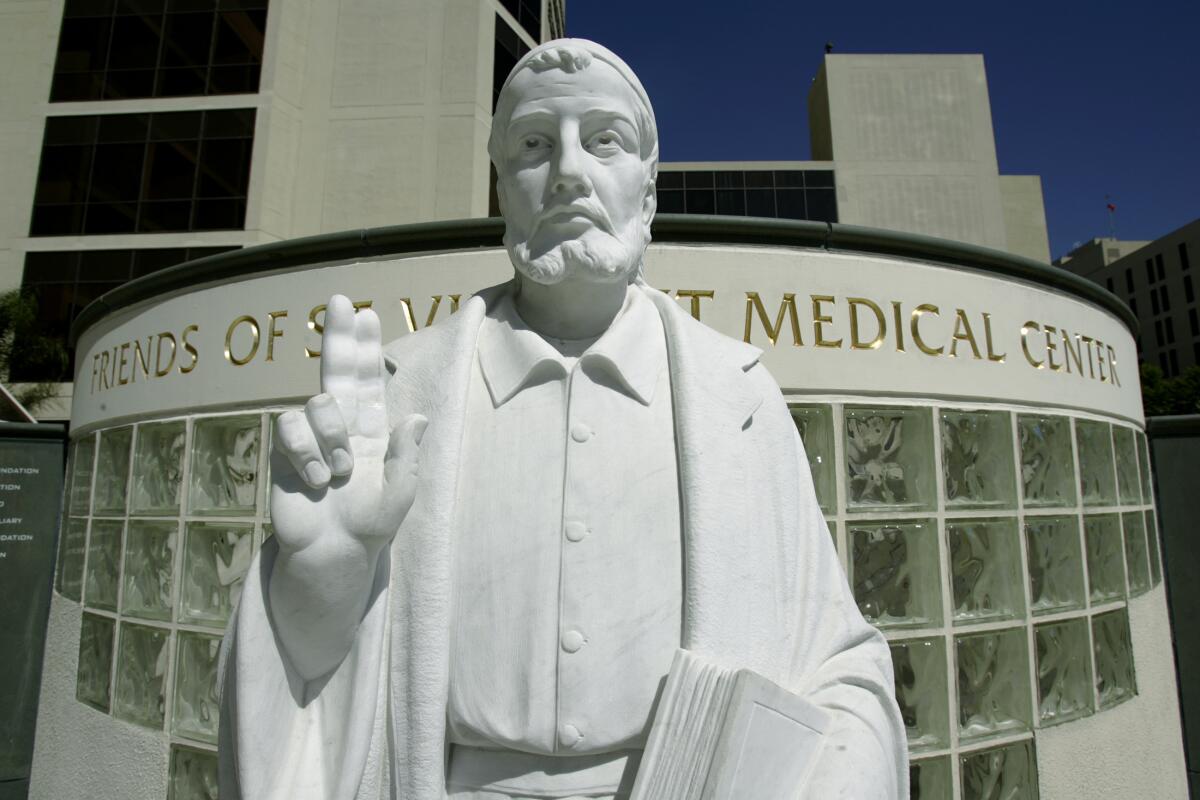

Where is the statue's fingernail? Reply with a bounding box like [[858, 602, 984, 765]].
[[304, 461, 330, 486], [331, 448, 353, 473]]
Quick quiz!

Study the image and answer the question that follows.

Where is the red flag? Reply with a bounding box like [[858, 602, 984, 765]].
[[1106, 203, 1116, 212]]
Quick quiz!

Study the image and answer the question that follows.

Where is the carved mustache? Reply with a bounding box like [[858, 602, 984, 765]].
[[530, 201, 615, 238]]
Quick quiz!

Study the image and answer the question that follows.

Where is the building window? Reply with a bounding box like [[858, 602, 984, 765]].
[[1146, 258, 1155, 284], [1159, 352, 1168, 372], [1125, 269, 1134, 293], [1151, 291, 1160, 316], [30, 109, 255, 236], [1129, 297, 1138, 316], [1194, 341, 1200, 365], [492, 15, 530, 113], [656, 169, 838, 223], [1166, 318, 1176, 345], [50, 0, 268, 102], [16, 247, 236, 381], [1160, 285, 1171, 313], [489, 16, 530, 216], [1156, 253, 1166, 281], [1181, 242, 1191, 271], [1169, 349, 1179, 376], [1190, 308, 1198, 338], [499, 0, 542, 42], [1185, 275, 1194, 304], [546, 0, 565, 38], [1105, 277, 1114, 292], [1154, 319, 1164, 347]]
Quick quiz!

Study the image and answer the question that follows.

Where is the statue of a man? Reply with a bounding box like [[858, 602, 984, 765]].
[[219, 39, 905, 800]]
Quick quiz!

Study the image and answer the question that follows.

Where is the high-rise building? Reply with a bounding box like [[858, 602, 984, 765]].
[[0, 0, 564, 417], [657, 54, 1050, 263], [1056, 219, 1200, 378], [3, 13, 1050, 423]]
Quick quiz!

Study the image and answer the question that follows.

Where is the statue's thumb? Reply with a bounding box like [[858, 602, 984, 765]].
[[383, 414, 428, 493]]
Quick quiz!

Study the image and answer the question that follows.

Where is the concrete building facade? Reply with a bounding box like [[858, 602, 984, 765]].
[[1057, 219, 1199, 377], [0, 0, 563, 418]]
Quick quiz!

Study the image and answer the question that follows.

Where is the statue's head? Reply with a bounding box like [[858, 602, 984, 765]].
[[489, 39, 659, 287]]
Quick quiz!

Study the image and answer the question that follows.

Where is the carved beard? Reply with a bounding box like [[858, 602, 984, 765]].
[[505, 214, 648, 286]]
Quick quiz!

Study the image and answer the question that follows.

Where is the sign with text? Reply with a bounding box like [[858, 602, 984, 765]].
[[72, 244, 1142, 430], [0, 429, 65, 786]]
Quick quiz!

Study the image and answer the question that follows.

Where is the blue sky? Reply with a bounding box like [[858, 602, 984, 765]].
[[567, 0, 1199, 260]]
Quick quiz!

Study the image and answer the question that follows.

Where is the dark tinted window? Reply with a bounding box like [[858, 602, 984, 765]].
[[50, 1, 267, 101], [499, 0, 541, 42], [654, 169, 838, 223], [1180, 242, 1191, 271], [493, 15, 529, 112], [16, 246, 236, 381], [30, 109, 255, 236]]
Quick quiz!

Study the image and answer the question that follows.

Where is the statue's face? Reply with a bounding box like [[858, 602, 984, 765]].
[[496, 59, 654, 286]]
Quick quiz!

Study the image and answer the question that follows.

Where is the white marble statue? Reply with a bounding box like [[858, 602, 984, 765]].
[[218, 38, 906, 800]]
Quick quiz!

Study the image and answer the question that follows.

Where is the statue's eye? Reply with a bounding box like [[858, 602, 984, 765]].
[[587, 130, 622, 153], [523, 137, 540, 149]]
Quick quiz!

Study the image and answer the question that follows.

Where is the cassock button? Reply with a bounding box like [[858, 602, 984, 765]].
[[561, 629, 585, 653], [560, 723, 584, 748], [570, 424, 592, 443], [564, 521, 588, 542]]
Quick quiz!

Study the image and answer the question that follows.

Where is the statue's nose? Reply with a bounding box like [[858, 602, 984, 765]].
[[551, 139, 591, 196]]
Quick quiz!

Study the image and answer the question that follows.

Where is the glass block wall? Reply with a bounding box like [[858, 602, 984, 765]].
[[54, 402, 1161, 799], [57, 412, 272, 800], [795, 401, 1160, 800]]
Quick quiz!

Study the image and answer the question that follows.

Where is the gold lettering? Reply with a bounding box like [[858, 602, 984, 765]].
[[847, 297, 885, 350], [449, 294, 461, 313], [99, 350, 110, 390], [117, 343, 131, 385], [306, 304, 325, 358], [1107, 345, 1121, 387], [91, 354, 101, 394], [1061, 330, 1082, 374], [949, 309, 981, 359], [109, 346, 119, 387], [266, 311, 287, 362], [910, 304, 943, 355], [225, 316, 260, 366], [1094, 337, 1107, 382], [1021, 322, 1044, 369], [892, 301, 906, 352], [744, 292, 803, 346], [306, 300, 371, 358], [811, 295, 842, 348], [982, 313, 1005, 363], [399, 296, 446, 333], [155, 332, 177, 377], [1078, 335, 1096, 378], [675, 289, 714, 321], [131, 337, 151, 383], [179, 325, 199, 374], [1043, 325, 1062, 372]]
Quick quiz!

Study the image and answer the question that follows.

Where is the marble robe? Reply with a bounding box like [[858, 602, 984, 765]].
[[218, 280, 908, 800]]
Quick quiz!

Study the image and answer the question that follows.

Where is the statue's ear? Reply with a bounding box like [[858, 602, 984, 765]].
[[496, 180, 508, 217], [642, 177, 656, 225]]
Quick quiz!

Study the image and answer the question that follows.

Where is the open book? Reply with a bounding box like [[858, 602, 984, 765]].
[[630, 649, 830, 800]]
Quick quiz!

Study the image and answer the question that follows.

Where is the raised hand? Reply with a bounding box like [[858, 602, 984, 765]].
[[270, 294, 426, 554]]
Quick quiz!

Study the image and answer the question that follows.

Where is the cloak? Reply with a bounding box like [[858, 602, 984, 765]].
[[218, 281, 907, 799]]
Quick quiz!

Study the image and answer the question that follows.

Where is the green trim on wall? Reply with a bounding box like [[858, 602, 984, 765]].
[[70, 215, 1137, 345]]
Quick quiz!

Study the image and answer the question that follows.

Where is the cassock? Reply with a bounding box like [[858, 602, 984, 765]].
[[218, 279, 907, 800]]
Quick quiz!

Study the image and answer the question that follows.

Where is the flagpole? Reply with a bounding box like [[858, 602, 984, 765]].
[[1105, 195, 1117, 239]]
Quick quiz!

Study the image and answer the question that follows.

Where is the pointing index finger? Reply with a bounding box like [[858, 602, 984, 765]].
[[355, 307, 388, 439], [320, 295, 359, 430]]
